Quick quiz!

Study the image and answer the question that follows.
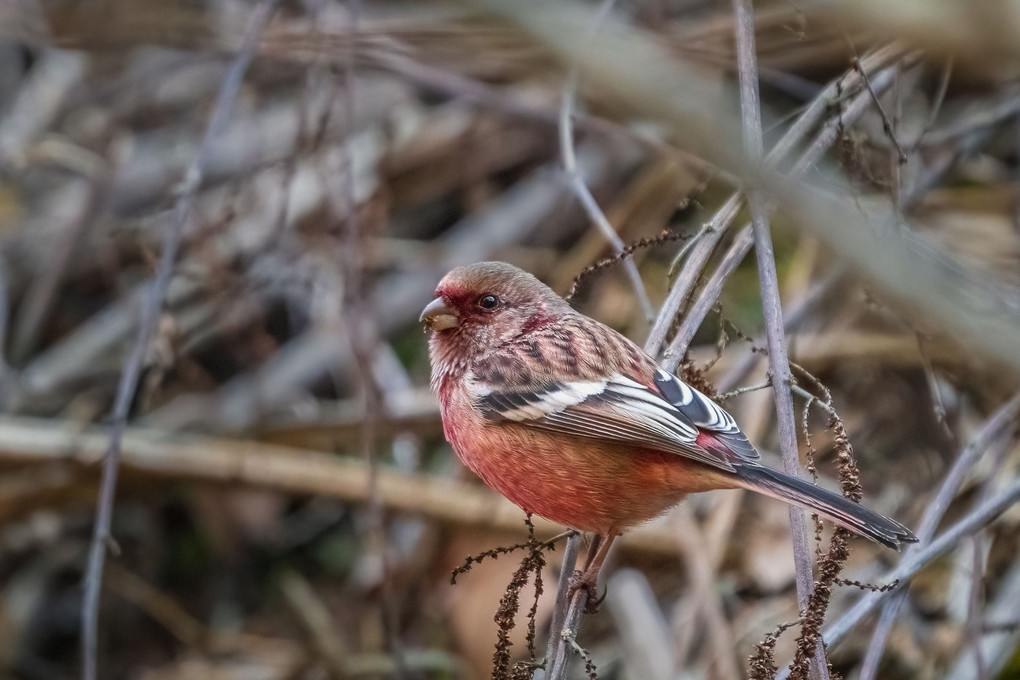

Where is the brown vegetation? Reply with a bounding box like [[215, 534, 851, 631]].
[[0, 1, 1018, 679]]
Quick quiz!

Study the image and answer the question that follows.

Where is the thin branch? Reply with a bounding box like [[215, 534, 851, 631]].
[[789, 383, 835, 417], [644, 45, 907, 359], [545, 580, 593, 680], [670, 226, 753, 355], [772, 475, 1020, 680], [964, 537, 989, 680], [851, 57, 907, 164], [909, 55, 954, 152], [918, 82, 1020, 147], [856, 390, 1020, 679], [645, 193, 740, 357], [1015, 112, 1020, 234], [917, 393, 1020, 541], [665, 222, 712, 279], [566, 229, 694, 303], [716, 269, 843, 394], [0, 244, 10, 401], [773, 43, 906, 172], [663, 63, 903, 368], [855, 591, 901, 680], [788, 62, 909, 178], [732, 2, 827, 678], [717, 380, 773, 403], [559, 0, 654, 324], [78, 3, 280, 679], [264, 0, 326, 252], [660, 63, 909, 369], [652, 60, 904, 367], [946, 555, 1020, 680], [543, 532, 582, 675], [900, 125, 995, 208], [915, 331, 950, 432]]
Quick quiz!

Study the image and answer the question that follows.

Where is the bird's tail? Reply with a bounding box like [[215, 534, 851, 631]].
[[733, 465, 917, 549]]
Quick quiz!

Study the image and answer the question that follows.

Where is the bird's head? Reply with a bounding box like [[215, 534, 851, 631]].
[[421, 262, 570, 353]]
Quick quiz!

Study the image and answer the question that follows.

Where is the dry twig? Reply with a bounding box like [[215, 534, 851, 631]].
[[558, 0, 654, 324], [80, 6, 280, 678], [732, 1, 828, 676], [857, 390, 1020, 679], [775, 476, 1020, 680]]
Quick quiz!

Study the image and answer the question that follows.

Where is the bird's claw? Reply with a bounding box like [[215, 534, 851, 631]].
[[568, 569, 607, 614]]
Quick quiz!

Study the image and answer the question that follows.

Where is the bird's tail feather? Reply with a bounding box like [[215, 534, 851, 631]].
[[733, 465, 917, 550]]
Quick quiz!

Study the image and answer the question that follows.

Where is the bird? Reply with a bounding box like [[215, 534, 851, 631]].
[[421, 261, 917, 594]]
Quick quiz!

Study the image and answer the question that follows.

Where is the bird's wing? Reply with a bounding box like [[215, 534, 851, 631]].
[[649, 367, 760, 464], [472, 364, 759, 473]]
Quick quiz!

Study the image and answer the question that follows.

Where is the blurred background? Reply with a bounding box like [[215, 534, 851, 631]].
[[0, 0, 1019, 679]]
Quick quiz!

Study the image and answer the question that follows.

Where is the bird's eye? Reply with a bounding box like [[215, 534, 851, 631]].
[[477, 294, 500, 310]]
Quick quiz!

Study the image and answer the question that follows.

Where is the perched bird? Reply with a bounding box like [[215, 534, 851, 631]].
[[422, 261, 916, 591]]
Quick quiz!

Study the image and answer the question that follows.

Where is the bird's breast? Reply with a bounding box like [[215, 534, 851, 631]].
[[439, 405, 724, 534]]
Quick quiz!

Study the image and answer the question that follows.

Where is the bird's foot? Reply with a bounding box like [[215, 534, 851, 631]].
[[568, 569, 607, 614]]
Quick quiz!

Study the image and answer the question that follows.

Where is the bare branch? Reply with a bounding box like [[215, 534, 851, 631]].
[[543, 532, 582, 678], [731, 2, 828, 678], [0, 415, 686, 557], [775, 476, 1020, 680], [851, 57, 908, 164], [544, 583, 593, 680], [645, 46, 907, 360], [857, 390, 1020, 679], [909, 55, 954, 151], [945, 555, 1020, 680], [559, 0, 655, 324], [661, 61, 904, 368], [79, 3, 280, 679], [670, 226, 753, 357], [0, 245, 10, 398]]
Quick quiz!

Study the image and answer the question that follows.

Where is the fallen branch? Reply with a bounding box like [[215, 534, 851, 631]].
[[0, 416, 683, 558]]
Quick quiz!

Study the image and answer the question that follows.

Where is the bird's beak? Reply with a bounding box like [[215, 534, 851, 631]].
[[420, 297, 459, 331]]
